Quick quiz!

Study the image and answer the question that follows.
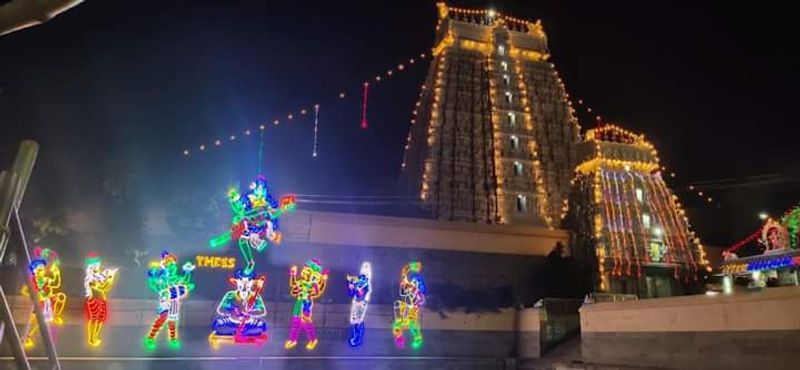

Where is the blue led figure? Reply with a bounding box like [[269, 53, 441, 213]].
[[346, 262, 372, 347]]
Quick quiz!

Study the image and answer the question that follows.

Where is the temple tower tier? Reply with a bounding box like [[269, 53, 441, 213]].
[[404, 3, 580, 227]]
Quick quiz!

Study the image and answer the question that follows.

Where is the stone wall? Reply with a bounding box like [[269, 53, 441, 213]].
[[579, 286, 800, 370]]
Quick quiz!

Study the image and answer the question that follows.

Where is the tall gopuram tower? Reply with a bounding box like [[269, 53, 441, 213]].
[[403, 3, 580, 227], [564, 125, 710, 297]]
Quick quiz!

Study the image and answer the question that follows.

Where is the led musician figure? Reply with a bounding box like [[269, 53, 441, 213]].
[[22, 247, 66, 349], [346, 262, 372, 347], [83, 252, 118, 348], [392, 261, 426, 349], [210, 176, 296, 275], [143, 251, 196, 351], [285, 259, 328, 350], [209, 269, 268, 349]]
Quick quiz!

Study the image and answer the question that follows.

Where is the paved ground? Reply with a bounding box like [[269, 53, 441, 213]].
[[2, 356, 516, 370]]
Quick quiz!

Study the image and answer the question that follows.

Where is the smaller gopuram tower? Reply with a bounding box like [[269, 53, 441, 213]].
[[565, 125, 710, 297]]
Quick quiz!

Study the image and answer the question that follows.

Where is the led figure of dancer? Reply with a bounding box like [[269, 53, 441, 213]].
[[209, 176, 296, 275], [209, 269, 268, 349], [346, 262, 372, 347], [284, 259, 328, 350], [143, 251, 195, 351], [23, 247, 66, 349], [392, 261, 426, 349], [83, 253, 118, 348]]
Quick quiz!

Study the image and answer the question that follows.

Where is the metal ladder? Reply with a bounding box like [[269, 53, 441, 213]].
[[0, 140, 61, 370]]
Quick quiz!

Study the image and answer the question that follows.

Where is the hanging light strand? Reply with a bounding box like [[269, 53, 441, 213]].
[[180, 52, 430, 158]]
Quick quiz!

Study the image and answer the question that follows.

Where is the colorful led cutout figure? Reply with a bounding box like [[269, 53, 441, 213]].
[[143, 251, 195, 351], [83, 253, 118, 348], [392, 261, 426, 349], [22, 247, 66, 349], [209, 269, 268, 349], [346, 262, 372, 347], [285, 259, 328, 350], [209, 175, 296, 275]]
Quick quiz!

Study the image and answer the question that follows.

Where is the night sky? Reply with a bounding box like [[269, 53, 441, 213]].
[[1, 1, 797, 248]]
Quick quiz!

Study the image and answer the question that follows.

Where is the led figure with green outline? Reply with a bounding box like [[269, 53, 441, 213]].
[[143, 251, 195, 351], [209, 176, 296, 275], [392, 261, 426, 349], [22, 247, 66, 349], [284, 259, 328, 350]]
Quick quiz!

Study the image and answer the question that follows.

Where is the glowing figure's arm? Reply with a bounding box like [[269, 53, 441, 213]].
[[49, 266, 62, 290], [216, 292, 237, 317], [288, 266, 299, 297], [310, 273, 328, 299], [249, 296, 267, 318]]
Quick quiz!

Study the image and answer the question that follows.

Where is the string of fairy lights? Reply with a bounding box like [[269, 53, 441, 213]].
[[180, 52, 429, 159], [570, 97, 720, 208]]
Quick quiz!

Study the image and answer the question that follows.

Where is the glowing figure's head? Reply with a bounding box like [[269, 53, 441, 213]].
[[300, 259, 325, 285], [160, 251, 178, 275], [30, 259, 47, 276], [230, 269, 265, 300], [349, 262, 371, 289], [85, 253, 102, 274]]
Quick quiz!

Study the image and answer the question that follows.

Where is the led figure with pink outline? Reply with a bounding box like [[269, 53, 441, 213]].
[[392, 261, 426, 349], [209, 269, 268, 349], [143, 251, 195, 351], [284, 259, 328, 350], [22, 247, 66, 349], [346, 262, 372, 347]]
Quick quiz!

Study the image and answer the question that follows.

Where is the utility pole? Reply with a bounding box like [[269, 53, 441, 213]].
[[0, 141, 60, 370]]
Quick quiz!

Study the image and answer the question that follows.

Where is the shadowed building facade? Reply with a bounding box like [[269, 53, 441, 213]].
[[403, 2, 580, 227]]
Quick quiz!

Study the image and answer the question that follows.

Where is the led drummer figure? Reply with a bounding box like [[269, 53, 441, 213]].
[[83, 253, 118, 348], [209, 176, 296, 275], [143, 251, 196, 350], [209, 269, 268, 348], [23, 247, 67, 348], [392, 261, 426, 349], [285, 259, 328, 350], [346, 262, 372, 347]]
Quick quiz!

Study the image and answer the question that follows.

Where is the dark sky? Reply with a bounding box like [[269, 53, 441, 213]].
[[1, 1, 797, 247]]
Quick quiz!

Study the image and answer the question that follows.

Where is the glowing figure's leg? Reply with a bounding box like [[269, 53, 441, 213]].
[[409, 320, 423, 349], [392, 319, 405, 349], [52, 293, 66, 325], [167, 320, 180, 349], [304, 320, 318, 350], [238, 239, 255, 274], [284, 316, 301, 349], [25, 313, 38, 348], [349, 322, 365, 347], [144, 312, 167, 350]]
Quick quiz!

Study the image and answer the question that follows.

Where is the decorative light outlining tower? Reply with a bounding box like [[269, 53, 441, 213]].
[[403, 2, 580, 227], [563, 125, 709, 297]]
